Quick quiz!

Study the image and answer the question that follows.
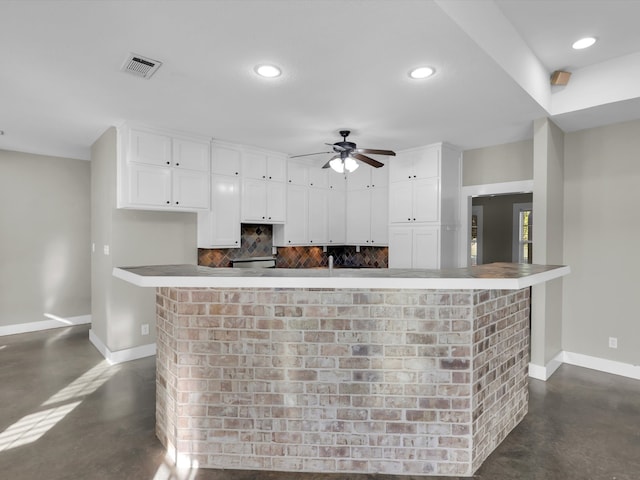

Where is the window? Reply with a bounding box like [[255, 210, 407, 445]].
[[512, 203, 532, 263]]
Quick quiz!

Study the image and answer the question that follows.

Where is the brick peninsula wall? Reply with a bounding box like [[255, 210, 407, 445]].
[[155, 286, 530, 477]]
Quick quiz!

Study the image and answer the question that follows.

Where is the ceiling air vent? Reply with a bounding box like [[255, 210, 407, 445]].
[[121, 53, 162, 79]]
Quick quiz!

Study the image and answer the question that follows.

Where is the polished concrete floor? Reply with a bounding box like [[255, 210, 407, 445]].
[[0, 325, 638, 480]]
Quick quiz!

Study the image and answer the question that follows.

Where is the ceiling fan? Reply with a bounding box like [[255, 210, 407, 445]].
[[290, 130, 396, 173]]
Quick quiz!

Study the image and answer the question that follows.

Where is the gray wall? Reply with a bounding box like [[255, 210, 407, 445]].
[[91, 127, 197, 353], [472, 193, 532, 264], [463, 139, 533, 186], [0, 150, 90, 327], [563, 119, 640, 365]]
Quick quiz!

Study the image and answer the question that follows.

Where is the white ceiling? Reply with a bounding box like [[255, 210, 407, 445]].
[[1, 0, 640, 161]]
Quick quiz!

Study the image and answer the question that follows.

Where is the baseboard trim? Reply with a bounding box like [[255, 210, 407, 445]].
[[528, 351, 564, 381], [530, 351, 640, 381], [89, 329, 156, 365], [0, 314, 92, 337], [562, 351, 640, 381]]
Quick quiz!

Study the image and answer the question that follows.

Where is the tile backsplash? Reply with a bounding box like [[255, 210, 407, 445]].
[[198, 224, 388, 268]]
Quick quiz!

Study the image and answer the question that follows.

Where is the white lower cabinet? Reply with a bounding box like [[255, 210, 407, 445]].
[[197, 174, 240, 248], [389, 226, 440, 269]]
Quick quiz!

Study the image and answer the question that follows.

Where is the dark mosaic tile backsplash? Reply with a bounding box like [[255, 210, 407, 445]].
[[198, 224, 388, 269]]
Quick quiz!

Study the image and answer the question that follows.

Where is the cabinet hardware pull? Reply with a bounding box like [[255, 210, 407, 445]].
[[167, 201, 171, 204], [167, 161, 170, 165], [176, 163, 179, 166]]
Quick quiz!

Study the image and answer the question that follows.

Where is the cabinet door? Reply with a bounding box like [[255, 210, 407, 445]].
[[287, 161, 308, 186], [328, 173, 347, 191], [172, 170, 210, 209], [173, 138, 210, 171], [370, 165, 389, 188], [128, 164, 172, 207], [413, 146, 439, 179], [267, 155, 287, 182], [282, 184, 308, 245], [346, 166, 371, 190], [327, 188, 346, 244], [308, 188, 328, 244], [413, 227, 440, 269], [413, 177, 440, 223], [197, 174, 240, 248], [388, 227, 413, 268], [389, 181, 413, 223], [266, 181, 286, 223], [129, 129, 172, 167], [241, 179, 267, 221], [308, 166, 328, 189], [370, 186, 388, 245], [242, 150, 267, 180], [345, 188, 371, 245], [212, 144, 241, 177], [389, 151, 416, 183]]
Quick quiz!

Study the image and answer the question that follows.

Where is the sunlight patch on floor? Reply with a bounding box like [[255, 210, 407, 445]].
[[0, 402, 81, 451], [153, 452, 199, 480], [0, 360, 120, 452]]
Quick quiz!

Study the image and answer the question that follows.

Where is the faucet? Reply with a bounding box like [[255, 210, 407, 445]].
[[328, 255, 334, 274]]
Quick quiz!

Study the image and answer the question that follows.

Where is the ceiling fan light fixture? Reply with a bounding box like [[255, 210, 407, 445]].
[[409, 66, 435, 79], [254, 64, 282, 78], [329, 156, 359, 173], [572, 37, 597, 50]]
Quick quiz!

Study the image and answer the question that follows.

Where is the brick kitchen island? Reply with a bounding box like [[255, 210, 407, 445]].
[[114, 263, 569, 477]]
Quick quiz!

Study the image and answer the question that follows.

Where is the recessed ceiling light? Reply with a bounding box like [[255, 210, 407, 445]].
[[572, 37, 597, 50], [409, 66, 435, 79], [255, 64, 282, 78]]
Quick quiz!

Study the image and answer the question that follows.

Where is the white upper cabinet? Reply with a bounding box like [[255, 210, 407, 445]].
[[197, 174, 241, 248], [211, 143, 242, 177], [128, 129, 172, 167], [243, 149, 286, 182], [287, 161, 308, 186], [389, 146, 439, 183], [118, 125, 211, 211], [389, 144, 459, 225], [240, 148, 287, 224], [345, 166, 389, 246], [308, 165, 328, 189]]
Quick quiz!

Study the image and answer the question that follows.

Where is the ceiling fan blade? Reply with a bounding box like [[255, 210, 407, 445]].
[[290, 151, 332, 158], [356, 148, 396, 156], [352, 153, 384, 168]]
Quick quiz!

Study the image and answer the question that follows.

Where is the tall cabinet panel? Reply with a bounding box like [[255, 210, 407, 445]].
[[388, 143, 461, 268]]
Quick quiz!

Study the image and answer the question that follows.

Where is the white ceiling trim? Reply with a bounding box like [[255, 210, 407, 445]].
[[435, 0, 551, 113]]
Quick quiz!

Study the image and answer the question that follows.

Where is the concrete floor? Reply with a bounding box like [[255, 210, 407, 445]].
[[0, 325, 638, 480]]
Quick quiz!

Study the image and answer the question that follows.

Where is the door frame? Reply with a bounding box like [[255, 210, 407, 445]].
[[458, 180, 534, 267]]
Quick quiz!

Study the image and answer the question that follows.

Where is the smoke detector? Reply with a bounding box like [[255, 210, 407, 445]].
[[120, 53, 162, 79]]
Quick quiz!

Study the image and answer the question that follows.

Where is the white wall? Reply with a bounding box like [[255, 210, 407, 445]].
[[562, 119, 640, 365], [91, 127, 196, 357], [0, 150, 90, 332]]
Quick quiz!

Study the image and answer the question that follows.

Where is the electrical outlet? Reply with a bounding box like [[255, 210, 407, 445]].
[[103, 244, 110, 255], [609, 337, 618, 349], [141, 324, 150, 336]]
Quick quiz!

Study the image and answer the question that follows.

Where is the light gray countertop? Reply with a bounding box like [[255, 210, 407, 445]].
[[113, 262, 570, 290]]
